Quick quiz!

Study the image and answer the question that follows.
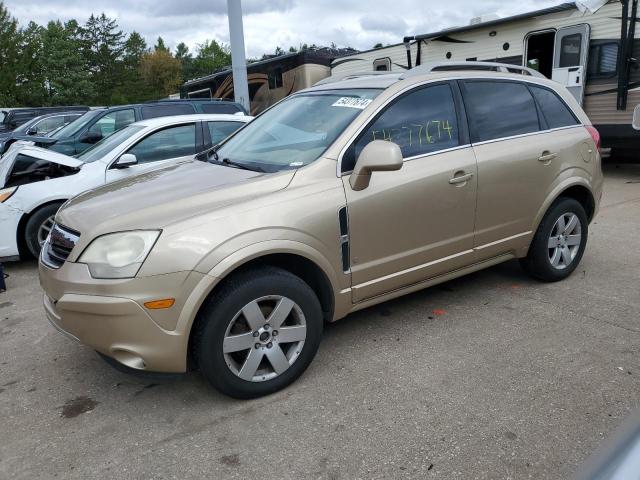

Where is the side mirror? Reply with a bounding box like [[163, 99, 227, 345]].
[[80, 131, 102, 144], [27, 127, 38, 136], [633, 105, 640, 131], [349, 140, 403, 191], [114, 153, 138, 169]]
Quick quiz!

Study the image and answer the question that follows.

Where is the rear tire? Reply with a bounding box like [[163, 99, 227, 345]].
[[520, 197, 588, 282], [24, 202, 63, 258], [195, 267, 323, 399]]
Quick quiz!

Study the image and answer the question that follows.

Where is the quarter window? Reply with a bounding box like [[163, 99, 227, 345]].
[[529, 86, 579, 129], [342, 84, 460, 172], [462, 81, 540, 142], [127, 124, 196, 163]]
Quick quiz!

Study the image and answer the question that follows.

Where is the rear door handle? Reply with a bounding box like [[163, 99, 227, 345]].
[[538, 152, 557, 162], [449, 172, 474, 184]]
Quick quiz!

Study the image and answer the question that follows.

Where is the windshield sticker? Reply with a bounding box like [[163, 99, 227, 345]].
[[289, 161, 304, 167], [331, 97, 373, 109]]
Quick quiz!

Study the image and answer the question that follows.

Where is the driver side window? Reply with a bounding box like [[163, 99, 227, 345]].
[[342, 83, 460, 172], [126, 123, 196, 164], [89, 109, 135, 139]]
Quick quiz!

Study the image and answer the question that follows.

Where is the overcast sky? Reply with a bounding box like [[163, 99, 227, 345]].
[[5, 0, 564, 57]]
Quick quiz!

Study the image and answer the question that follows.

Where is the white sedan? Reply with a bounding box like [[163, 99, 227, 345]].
[[0, 113, 251, 260]]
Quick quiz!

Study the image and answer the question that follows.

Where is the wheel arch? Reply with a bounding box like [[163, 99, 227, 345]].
[[184, 246, 340, 370], [16, 198, 67, 257], [532, 179, 596, 236]]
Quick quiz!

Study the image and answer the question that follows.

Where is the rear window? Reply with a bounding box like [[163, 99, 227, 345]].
[[529, 86, 579, 129], [141, 104, 194, 119], [462, 81, 540, 142], [201, 103, 243, 114]]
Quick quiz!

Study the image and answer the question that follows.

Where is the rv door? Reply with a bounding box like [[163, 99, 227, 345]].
[[552, 24, 591, 105]]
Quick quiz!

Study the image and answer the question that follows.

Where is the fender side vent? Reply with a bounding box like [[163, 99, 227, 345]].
[[338, 206, 350, 272]]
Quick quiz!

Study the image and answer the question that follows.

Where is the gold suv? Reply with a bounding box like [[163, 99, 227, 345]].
[[39, 66, 603, 398]]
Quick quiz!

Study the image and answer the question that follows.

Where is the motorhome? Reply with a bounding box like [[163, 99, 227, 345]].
[[181, 48, 356, 114], [330, 1, 639, 157]]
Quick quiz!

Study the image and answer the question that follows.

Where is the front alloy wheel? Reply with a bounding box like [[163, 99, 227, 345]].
[[196, 267, 323, 399], [223, 295, 307, 382]]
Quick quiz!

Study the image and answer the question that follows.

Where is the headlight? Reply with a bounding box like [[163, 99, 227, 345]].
[[78, 230, 160, 279], [0, 186, 17, 203]]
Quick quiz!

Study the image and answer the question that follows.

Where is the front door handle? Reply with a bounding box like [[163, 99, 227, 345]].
[[538, 151, 558, 163], [449, 172, 474, 184]]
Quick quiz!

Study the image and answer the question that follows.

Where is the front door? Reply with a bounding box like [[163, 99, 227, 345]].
[[105, 122, 198, 183], [342, 82, 477, 302], [552, 24, 591, 105]]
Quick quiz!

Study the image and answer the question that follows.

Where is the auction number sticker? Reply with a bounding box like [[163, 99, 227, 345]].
[[332, 97, 372, 109]]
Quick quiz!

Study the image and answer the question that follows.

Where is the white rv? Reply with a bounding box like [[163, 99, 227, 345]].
[[330, 1, 639, 157]]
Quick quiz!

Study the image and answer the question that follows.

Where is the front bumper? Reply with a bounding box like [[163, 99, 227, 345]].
[[0, 202, 22, 260], [39, 260, 208, 373]]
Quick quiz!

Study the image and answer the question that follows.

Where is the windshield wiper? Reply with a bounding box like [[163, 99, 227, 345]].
[[221, 157, 265, 172]]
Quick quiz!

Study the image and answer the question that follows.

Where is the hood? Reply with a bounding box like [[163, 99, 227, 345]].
[[57, 160, 296, 235], [0, 145, 83, 188]]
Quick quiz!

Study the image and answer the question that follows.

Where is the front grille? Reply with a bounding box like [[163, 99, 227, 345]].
[[41, 223, 80, 269]]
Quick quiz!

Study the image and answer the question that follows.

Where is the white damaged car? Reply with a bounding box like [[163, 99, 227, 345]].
[[0, 113, 251, 260]]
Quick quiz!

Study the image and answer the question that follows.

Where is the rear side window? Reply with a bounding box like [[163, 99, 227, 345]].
[[343, 83, 460, 172], [462, 81, 540, 142], [529, 86, 579, 129], [141, 104, 194, 119], [208, 121, 244, 144], [201, 103, 243, 114]]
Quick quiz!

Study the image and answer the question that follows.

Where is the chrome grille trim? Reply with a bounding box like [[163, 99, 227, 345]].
[[41, 223, 80, 269]]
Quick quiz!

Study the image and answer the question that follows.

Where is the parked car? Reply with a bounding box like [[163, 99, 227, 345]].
[[0, 111, 85, 155], [38, 64, 604, 399], [0, 113, 251, 259], [0, 106, 89, 133], [4, 100, 249, 157]]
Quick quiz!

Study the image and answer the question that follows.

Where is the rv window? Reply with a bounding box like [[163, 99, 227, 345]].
[[461, 80, 540, 142], [588, 42, 618, 78], [373, 58, 391, 71], [268, 67, 283, 89], [559, 34, 582, 67], [529, 86, 579, 129]]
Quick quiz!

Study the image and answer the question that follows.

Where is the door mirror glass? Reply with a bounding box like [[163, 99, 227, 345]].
[[114, 153, 138, 168], [633, 105, 640, 131], [80, 131, 103, 144], [349, 140, 402, 191], [27, 127, 38, 136]]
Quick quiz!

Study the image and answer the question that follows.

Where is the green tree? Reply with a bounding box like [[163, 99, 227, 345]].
[[119, 31, 148, 102], [190, 39, 231, 78], [0, 2, 20, 105], [37, 20, 94, 105], [175, 41, 195, 82], [139, 48, 182, 99], [15, 21, 46, 106], [373, 42, 383, 49], [82, 13, 126, 104], [154, 36, 168, 52]]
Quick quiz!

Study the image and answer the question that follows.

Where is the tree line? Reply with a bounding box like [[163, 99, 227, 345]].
[[0, 2, 234, 107]]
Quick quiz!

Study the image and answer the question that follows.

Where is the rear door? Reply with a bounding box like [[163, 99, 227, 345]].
[[552, 24, 591, 105]]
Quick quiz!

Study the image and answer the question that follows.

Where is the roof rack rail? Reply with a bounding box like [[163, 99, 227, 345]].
[[314, 71, 398, 86], [399, 61, 546, 79]]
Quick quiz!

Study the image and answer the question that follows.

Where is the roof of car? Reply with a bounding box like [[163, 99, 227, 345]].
[[304, 69, 561, 93], [132, 113, 253, 129]]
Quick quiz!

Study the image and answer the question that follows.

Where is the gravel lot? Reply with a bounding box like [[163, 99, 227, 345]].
[[1, 163, 639, 479]]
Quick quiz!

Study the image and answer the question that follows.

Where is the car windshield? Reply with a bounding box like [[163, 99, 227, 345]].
[[76, 125, 145, 163], [51, 110, 100, 139], [215, 89, 381, 172]]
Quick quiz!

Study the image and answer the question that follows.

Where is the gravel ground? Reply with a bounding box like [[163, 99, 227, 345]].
[[0, 163, 639, 479]]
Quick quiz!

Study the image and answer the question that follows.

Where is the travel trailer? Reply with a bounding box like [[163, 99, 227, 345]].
[[330, 1, 639, 157], [181, 48, 355, 115]]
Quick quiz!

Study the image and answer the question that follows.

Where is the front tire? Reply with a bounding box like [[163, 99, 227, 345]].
[[520, 197, 588, 282], [24, 202, 63, 258], [195, 267, 323, 399]]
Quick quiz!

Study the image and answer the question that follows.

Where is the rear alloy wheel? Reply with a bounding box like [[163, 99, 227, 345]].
[[24, 202, 64, 258], [520, 197, 588, 282], [196, 267, 323, 399]]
